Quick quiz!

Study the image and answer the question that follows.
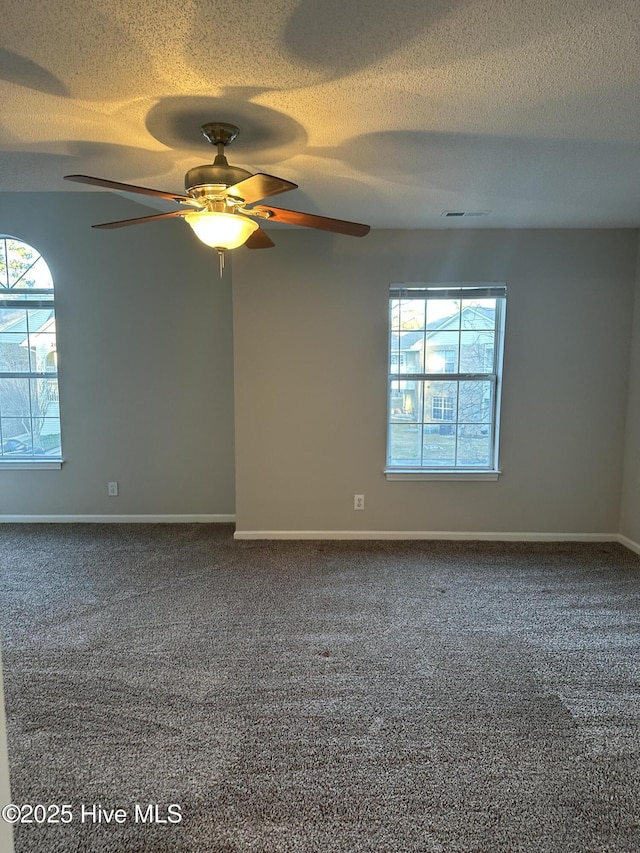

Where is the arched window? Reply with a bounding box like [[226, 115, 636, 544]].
[[0, 236, 61, 463]]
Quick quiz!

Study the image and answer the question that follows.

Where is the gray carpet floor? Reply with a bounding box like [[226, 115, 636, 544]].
[[1, 524, 640, 852]]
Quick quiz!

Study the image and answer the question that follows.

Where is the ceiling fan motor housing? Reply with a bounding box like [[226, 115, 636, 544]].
[[185, 156, 253, 198]]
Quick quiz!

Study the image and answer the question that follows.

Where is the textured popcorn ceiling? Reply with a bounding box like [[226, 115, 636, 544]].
[[2, 0, 640, 228]]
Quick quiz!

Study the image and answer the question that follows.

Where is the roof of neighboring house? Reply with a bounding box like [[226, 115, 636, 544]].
[[0, 310, 55, 342], [392, 330, 423, 349], [395, 305, 496, 349]]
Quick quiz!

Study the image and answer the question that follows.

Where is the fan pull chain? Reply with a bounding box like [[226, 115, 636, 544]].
[[217, 249, 225, 277]]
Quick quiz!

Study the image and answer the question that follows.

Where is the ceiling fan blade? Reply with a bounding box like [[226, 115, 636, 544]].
[[245, 227, 275, 249], [64, 174, 192, 203], [252, 205, 370, 237], [224, 173, 297, 204], [92, 210, 188, 229]]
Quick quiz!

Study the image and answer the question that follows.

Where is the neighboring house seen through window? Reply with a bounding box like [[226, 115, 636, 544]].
[[0, 236, 61, 463], [387, 285, 506, 476]]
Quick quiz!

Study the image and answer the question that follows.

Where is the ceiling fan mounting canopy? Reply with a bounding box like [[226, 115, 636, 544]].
[[63, 120, 370, 266], [200, 122, 240, 148]]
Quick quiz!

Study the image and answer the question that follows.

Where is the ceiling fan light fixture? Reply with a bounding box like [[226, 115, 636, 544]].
[[184, 211, 258, 250]]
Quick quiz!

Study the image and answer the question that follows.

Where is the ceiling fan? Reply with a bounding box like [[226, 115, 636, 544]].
[[64, 122, 370, 274]]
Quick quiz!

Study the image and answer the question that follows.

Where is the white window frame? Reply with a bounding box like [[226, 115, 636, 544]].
[[386, 284, 506, 481], [0, 236, 62, 469]]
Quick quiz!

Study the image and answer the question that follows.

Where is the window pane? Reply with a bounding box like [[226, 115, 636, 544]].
[[391, 299, 426, 331], [37, 420, 61, 455], [0, 309, 28, 337], [0, 378, 31, 415], [0, 238, 53, 290], [425, 331, 459, 373], [426, 299, 460, 328], [390, 330, 424, 374], [0, 307, 27, 329], [389, 379, 423, 422], [41, 377, 59, 403], [458, 381, 493, 423], [460, 298, 496, 330], [424, 381, 457, 423], [459, 331, 495, 373], [456, 425, 492, 467], [1, 418, 33, 454], [0, 334, 30, 371], [28, 331, 56, 372], [390, 299, 401, 330], [422, 428, 456, 467], [388, 424, 421, 466], [404, 334, 424, 373], [29, 378, 57, 417], [389, 332, 402, 374], [399, 298, 425, 330], [26, 308, 54, 330]]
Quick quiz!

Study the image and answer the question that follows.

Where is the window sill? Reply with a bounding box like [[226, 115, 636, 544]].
[[0, 460, 63, 470], [385, 469, 501, 481]]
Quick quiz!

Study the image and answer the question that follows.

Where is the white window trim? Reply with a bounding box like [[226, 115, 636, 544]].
[[385, 469, 500, 481], [0, 460, 63, 470], [387, 283, 506, 477], [0, 236, 62, 466]]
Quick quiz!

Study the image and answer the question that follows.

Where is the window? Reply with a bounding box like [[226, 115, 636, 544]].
[[390, 352, 406, 370], [0, 236, 62, 464], [431, 396, 455, 421], [387, 285, 506, 477]]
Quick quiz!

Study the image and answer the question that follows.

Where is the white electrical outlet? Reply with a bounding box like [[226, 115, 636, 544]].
[[354, 494, 365, 510], [108, 481, 119, 496]]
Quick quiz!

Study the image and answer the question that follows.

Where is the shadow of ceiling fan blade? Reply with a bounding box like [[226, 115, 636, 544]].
[[63, 141, 178, 183], [283, 0, 455, 75], [283, 0, 608, 77], [0, 151, 77, 190], [0, 48, 70, 96], [146, 97, 307, 164], [0, 142, 179, 191], [322, 129, 640, 205]]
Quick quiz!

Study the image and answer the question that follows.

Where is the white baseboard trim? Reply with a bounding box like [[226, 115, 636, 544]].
[[0, 514, 236, 524], [617, 534, 640, 556], [234, 529, 617, 542], [0, 521, 637, 556]]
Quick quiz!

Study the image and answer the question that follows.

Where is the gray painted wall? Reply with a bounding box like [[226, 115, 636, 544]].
[[621, 238, 640, 543], [0, 198, 638, 538], [233, 229, 637, 535], [0, 194, 235, 517]]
